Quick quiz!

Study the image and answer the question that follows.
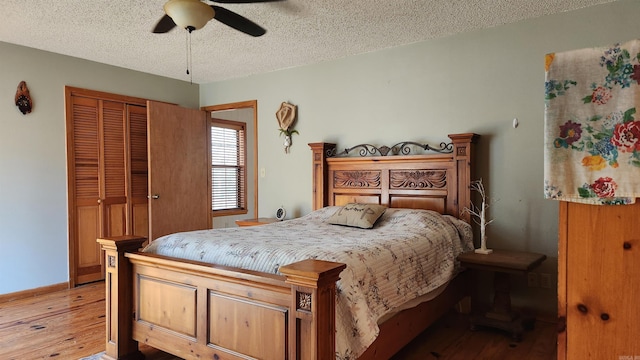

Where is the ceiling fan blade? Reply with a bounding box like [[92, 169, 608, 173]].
[[212, 0, 284, 3], [153, 14, 177, 33], [211, 5, 266, 37]]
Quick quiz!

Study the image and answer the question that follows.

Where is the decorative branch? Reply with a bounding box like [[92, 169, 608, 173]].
[[461, 179, 497, 254]]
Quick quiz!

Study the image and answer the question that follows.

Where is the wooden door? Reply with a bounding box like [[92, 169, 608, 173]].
[[67, 87, 150, 286], [559, 201, 640, 359], [127, 104, 149, 238], [101, 101, 128, 240], [68, 96, 102, 285], [67, 96, 128, 285], [147, 101, 210, 241]]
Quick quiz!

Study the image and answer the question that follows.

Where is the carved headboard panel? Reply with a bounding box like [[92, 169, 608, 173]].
[[309, 133, 478, 222]]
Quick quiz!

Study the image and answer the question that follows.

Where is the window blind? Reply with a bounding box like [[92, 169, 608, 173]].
[[211, 121, 245, 211]]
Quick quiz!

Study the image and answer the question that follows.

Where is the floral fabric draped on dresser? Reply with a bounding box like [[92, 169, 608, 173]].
[[545, 39, 640, 204]]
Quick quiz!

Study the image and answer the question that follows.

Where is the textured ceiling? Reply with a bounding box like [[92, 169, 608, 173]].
[[1, 0, 617, 84]]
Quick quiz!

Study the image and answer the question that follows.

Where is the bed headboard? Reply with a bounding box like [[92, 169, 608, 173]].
[[309, 133, 479, 223]]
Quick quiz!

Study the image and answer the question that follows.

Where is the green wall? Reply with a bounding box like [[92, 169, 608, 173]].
[[3, 0, 639, 313], [200, 0, 640, 314], [0, 41, 198, 294]]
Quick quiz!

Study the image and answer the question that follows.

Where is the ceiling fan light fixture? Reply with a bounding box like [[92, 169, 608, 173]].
[[164, 0, 215, 31]]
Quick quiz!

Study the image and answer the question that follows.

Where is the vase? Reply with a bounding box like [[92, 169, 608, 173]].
[[283, 135, 291, 153]]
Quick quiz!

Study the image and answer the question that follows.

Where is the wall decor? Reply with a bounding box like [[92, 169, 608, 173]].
[[15, 81, 33, 115], [276, 102, 298, 153], [545, 39, 640, 205]]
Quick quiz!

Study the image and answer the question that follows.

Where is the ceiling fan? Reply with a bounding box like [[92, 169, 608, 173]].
[[153, 0, 283, 36]]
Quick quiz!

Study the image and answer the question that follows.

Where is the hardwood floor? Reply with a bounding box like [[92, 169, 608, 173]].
[[0, 282, 105, 360], [391, 311, 557, 359], [0, 283, 556, 359]]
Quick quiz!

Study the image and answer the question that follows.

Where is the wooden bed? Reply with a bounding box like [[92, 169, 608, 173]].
[[98, 133, 478, 360]]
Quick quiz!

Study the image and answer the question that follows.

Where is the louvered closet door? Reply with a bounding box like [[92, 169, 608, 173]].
[[127, 104, 148, 238], [67, 88, 150, 286], [68, 97, 129, 285], [101, 101, 128, 239], [69, 96, 103, 285]]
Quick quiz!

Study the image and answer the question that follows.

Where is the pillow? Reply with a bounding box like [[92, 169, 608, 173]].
[[327, 203, 387, 229]]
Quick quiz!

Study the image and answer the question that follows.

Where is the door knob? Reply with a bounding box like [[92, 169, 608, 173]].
[[150, 194, 160, 199]]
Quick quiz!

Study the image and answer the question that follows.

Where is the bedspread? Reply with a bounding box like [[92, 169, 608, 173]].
[[143, 207, 473, 359]]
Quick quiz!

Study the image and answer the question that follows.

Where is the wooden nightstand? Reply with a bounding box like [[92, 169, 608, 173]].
[[457, 249, 546, 341], [235, 217, 280, 227]]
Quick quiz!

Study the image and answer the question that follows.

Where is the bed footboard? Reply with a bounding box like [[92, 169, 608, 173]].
[[98, 236, 146, 360], [98, 236, 345, 360]]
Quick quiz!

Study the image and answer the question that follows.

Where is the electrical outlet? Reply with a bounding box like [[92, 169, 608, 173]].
[[540, 273, 552, 289], [527, 272, 539, 287]]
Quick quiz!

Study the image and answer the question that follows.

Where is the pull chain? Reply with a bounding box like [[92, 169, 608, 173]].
[[185, 30, 189, 76], [186, 27, 194, 84]]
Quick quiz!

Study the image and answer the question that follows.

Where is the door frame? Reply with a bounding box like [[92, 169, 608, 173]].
[[201, 100, 258, 219]]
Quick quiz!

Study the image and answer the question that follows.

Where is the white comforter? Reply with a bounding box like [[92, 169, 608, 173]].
[[143, 206, 473, 359]]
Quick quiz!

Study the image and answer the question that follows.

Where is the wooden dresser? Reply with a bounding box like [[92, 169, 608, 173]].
[[558, 201, 640, 359]]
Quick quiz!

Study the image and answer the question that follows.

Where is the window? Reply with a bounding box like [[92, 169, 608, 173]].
[[210, 119, 246, 215]]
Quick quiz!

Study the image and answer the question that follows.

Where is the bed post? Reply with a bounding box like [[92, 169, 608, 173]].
[[309, 142, 337, 210], [97, 236, 146, 360], [448, 133, 479, 223], [279, 259, 346, 360]]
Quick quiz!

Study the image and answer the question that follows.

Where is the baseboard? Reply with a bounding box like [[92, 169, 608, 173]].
[[0, 282, 69, 303]]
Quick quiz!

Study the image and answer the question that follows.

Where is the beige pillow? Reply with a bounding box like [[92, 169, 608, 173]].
[[328, 203, 387, 229]]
